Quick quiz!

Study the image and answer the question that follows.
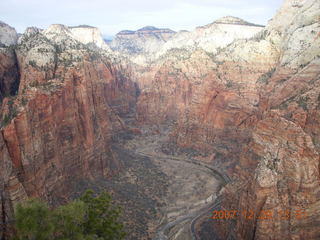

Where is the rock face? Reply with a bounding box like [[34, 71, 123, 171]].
[[0, 22, 137, 227], [0, 47, 19, 101], [109, 26, 177, 66], [136, 34, 277, 127], [223, 1, 320, 239], [109, 26, 176, 60], [0, 0, 320, 238], [0, 21, 18, 46], [0, 22, 19, 102], [134, 0, 320, 239], [110, 17, 263, 65], [156, 16, 264, 58], [69, 25, 110, 49]]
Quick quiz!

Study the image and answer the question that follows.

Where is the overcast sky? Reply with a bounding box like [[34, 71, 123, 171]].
[[1, 0, 283, 38]]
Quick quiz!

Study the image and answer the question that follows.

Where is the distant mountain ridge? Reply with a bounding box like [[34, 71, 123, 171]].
[[108, 16, 264, 65], [109, 25, 176, 56]]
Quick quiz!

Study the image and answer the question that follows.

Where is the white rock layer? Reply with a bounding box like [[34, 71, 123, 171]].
[[0, 21, 18, 46]]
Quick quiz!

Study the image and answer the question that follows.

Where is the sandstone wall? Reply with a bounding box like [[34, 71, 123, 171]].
[[0, 26, 137, 230]]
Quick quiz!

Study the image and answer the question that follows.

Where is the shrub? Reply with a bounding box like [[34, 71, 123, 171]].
[[28, 60, 37, 68], [297, 96, 309, 110], [257, 68, 276, 84], [1, 98, 18, 127], [21, 97, 28, 106]]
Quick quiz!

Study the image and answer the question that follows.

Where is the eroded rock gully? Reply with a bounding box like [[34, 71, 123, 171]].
[[1, 0, 320, 239]]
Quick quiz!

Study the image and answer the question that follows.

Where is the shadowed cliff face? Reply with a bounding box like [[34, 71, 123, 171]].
[[0, 23, 20, 102], [0, 48, 20, 102]]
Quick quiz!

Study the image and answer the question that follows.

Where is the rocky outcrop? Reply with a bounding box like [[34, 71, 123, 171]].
[[213, 16, 264, 26], [0, 21, 18, 46], [0, 22, 19, 103], [109, 26, 176, 64], [186, 1, 320, 239], [155, 16, 264, 59], [130, 17, 267, 97], [69, 25, 111, 50], [136, 32, 278, 127], [110, 17, 264, 65], [109, 26, 176, 56]]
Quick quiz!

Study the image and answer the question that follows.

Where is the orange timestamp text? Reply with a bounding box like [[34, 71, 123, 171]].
[[212, 208, 307, 220]]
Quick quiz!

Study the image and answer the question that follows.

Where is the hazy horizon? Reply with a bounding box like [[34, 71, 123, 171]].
[[1, 0, 283, 38]]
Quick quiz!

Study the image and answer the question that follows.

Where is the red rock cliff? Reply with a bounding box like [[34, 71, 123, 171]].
[[0, 24, 137, 218], [135, 0, 320, 239]]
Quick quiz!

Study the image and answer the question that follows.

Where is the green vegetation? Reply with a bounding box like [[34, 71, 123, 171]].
[[15, 200, 54, 240], [37, 48, 50, 53], [20, 97, 28, 106], [29, 81, 40, 87], [1, 97, 18, 127], [297, 96, 309, 110], [13, 190, 126, 240], [278, 101, 288, 110], [28, 60, 37, 68], [89, 51, 102, 61], [250, 30, 269, 42], [257, 68, 276, 84], [226, 80, 233, 88], [299, 63, 308, 69]]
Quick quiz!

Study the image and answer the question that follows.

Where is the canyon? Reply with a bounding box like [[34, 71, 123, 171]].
[[0, 0, 320, 239]]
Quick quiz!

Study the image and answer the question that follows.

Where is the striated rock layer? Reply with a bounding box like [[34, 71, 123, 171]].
[[134, 0, 320, 239], [0, 0, 319, 239], [109, 26, 176, 56], [0, 23, 137, 228]]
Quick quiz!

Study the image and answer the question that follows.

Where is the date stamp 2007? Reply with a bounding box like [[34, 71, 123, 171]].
[[211, 208, 307, 221]]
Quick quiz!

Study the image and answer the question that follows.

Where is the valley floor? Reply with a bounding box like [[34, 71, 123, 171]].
[[107, 122, 223, 240]]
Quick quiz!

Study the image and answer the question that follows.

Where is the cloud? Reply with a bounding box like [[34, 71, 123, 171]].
[[0, 0, 283, 36]]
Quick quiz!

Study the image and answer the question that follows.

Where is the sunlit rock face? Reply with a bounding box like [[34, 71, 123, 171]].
[[156, 16, 264, 57], [109, 17, 264, 65], [132, 0, 320, 239], [0, 21, 18, 46], [109, 26, 176, 64], [69, 25, 111, 50], [186, 0, 320, 239]]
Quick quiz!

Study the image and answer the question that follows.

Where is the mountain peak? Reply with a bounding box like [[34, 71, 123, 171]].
[[137, 26, 159, 32], [115, 26, 176, 36], [44, 24, 71, 35], [212, 16, 265, 27], [0, 20, 18, 46]]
